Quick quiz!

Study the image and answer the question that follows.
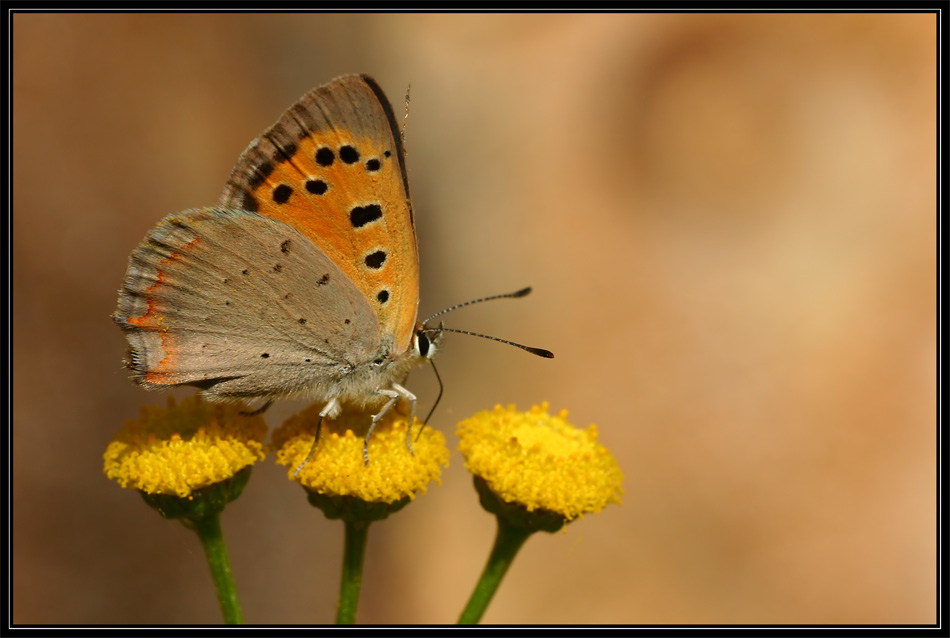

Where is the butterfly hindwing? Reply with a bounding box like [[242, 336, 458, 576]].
[[218, 74, 420, 356], [114, 208, 381, 398]]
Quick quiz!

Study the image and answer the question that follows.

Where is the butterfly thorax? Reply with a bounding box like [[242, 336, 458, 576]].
[[329, 346, 419, 406], [312, 326, 441, 407]]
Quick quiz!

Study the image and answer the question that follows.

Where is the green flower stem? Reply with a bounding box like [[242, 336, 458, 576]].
[[458, 518, 532, 624], [190, 513, 244, 625], [336, 519, 370, 624]]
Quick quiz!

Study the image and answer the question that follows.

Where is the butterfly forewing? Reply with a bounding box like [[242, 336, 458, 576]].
[[219, 74, 420, 355]]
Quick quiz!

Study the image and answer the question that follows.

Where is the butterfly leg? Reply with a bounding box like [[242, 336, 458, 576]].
[[240, 399, 273, 417], [293, 397, 341, 476], [390, 383, 417, 454], [365, 389, 399, 465], [364, 384, 418, 465]]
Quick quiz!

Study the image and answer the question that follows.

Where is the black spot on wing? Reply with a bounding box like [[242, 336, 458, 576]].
[[350, 204, 382, 228], [239, 192, 259, 213], [305, 179, 328, 195], [316, 147, 334, 166], [364, 250, 386, 269], [340, 145, 359, 164], [273, 184, 293, 204]]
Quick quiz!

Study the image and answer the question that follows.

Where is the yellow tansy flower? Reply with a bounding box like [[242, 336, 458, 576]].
[[457, 403, 623, 521], [103, 395, 268, 499], [272, 403, 450, 505]]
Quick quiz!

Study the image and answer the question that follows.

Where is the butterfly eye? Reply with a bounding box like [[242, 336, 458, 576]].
[[416, 332, 432, 358]]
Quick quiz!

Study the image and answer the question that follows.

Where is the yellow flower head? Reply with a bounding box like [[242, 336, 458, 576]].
[[272, 403, 450, 505], [457, 403, 623, 522], [103, 395, 268, 499]]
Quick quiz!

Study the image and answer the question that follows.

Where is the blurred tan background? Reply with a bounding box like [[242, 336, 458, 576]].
[[12, 13, 935, 625]]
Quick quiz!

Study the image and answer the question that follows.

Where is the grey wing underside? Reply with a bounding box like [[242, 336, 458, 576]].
[[113, 208, 381, 399]]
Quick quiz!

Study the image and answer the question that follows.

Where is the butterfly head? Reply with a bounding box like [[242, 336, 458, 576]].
[[361, 323, 441, 387], [400, 288, 555, 376], [414, 321, 444, 363]]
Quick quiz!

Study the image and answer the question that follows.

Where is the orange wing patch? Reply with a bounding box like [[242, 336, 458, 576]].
[[123, 237, 204, 384]]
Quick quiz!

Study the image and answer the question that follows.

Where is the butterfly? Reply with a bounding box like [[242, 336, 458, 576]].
[[114, 74, 551, 465]]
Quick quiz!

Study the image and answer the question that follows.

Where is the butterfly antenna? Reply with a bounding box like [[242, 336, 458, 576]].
[[437, 326, 554, 358], [422, 287, 534, 324], [401, 83, 411, 145], [416, 287, 552, 437]]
